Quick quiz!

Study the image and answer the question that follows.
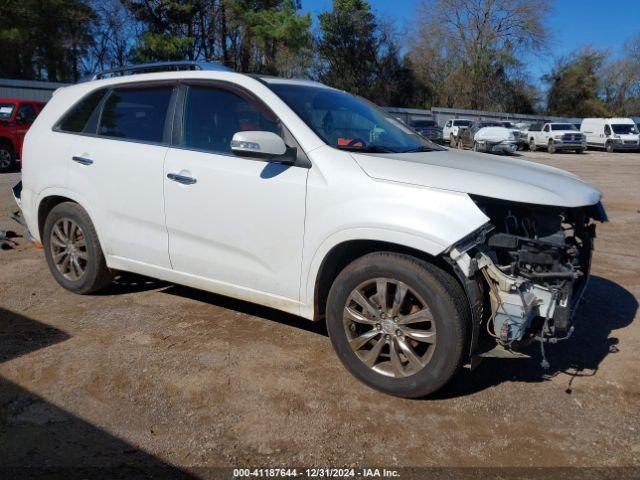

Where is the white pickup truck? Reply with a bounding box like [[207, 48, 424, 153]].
[[527, 122, 586, 154]]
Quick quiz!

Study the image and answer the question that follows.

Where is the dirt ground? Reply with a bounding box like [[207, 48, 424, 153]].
[[1, 149, 639, 476]]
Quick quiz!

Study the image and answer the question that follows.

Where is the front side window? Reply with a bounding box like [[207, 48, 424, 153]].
[[17, 103, 37, 123], [99, 87, 173, 143], [0, 103, 16, 120], [604, 125, 612, 135], [182, 85, 280, 154], [57, 89, 108, 133], [267, 83, 441, 153]]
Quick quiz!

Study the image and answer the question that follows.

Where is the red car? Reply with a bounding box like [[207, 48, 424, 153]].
[[0, 98, 46, 172]]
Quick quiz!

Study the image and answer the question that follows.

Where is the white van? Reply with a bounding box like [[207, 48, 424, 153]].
[[580, 118, 640, 152]]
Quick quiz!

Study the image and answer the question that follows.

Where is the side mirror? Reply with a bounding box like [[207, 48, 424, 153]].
[[231, 131, 293, 163]]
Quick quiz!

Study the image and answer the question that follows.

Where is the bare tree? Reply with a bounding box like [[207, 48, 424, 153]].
[[409, 0, 549, 110]]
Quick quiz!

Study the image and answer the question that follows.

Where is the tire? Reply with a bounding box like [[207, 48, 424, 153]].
[[449, 134, 455, 145], [605, 142, 614, 153], [529, 139, 537, 152], [457, 139, 464, 149], [576, 148, 584, 154], [326, 252, 468, 398], [43, 202, 114, 294], [473, 141, 479, 152], [548, 140, 556, 154], [0, 143, 14, 173]]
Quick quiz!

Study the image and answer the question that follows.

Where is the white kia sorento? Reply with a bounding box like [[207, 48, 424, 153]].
[[14, 62, 607, 397]]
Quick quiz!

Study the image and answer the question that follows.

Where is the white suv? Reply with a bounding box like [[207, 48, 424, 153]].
[[15, 63, 607, 397]]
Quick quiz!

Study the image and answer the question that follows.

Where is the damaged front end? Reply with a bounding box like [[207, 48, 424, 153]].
[[447, 195, 608, 366]]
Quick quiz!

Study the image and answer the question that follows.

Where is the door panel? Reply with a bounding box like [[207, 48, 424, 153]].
[[164, 149, 307, 299], [67, 136, 170, 268], [64, 84, 175, 268]]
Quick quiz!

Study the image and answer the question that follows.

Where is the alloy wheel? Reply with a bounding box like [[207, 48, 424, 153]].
[[342, 278, 436, 378], [49, 218, 89, 281]]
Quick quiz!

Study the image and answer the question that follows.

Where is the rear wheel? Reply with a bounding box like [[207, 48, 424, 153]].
[[43, 202, 114, 294], [0, 144, 14, 173], [548, 140, 556, 154], [326, 252, 468, 398]]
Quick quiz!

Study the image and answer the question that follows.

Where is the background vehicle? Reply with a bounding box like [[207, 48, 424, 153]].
[[455, 121, 517, 154], [442, 118, 472, 144], [527, 122, 586, 153], [581, 118, 640, 152], [496, 120, 528, 149], [16, 63, 605, 398], [409, 119, 443, 144], [0, 98, 46, 172]]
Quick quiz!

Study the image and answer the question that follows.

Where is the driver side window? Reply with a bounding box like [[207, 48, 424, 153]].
[[604, 125, 612, 136], [182, 85, 281, 155], [17, 103, 37, 124]]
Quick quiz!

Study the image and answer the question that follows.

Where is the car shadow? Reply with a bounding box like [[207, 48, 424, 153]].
[[433, 275, 637, 399], [0, 307, 197, 478], [96, 272, 169, 295], [162, 284, 328, 337]]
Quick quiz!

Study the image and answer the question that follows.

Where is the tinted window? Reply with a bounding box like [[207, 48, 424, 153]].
[[182, 86, 280, 154], [57, 89, 107, 133], [99, 87, 172, 143], [612, 124, 637, 134], [18, 103, 37, 123], [454, 120, 471, 126]]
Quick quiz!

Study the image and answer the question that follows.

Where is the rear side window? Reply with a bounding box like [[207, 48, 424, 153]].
[[98, 87, 173, 143], [57, 89, 108, 133]]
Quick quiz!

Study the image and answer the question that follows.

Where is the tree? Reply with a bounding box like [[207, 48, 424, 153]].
[[316, 0, 379, 96], [0, 0, 97, 82], [408, 0, 548, 111], [601, 36, 640, 115], [545, 48, 608, 117]]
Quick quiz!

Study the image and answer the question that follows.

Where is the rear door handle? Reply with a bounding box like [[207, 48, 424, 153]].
[[167, 173, 197, 185], [72, 156, 93, 166]]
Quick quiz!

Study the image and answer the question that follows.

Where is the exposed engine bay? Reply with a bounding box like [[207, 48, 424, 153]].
[[447, 195, 608, 365]]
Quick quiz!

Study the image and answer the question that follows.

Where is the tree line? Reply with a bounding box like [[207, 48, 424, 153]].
[[1, 0, 638, 116]]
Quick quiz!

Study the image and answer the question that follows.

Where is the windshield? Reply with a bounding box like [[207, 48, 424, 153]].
[[551, 123, 577, 131], [454, 120, 472, 127], [0, 103, 16, 120], [267, 83, 442, 153], [411, 120, 437, 128], [478, 122, 503, 128], [611, 124, 638, 134]]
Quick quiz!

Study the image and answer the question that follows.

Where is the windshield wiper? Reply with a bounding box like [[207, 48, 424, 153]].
[[401, 146, 437, 153], [337, 145, 398, 153]]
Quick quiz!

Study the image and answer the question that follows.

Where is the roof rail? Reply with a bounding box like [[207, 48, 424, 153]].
[[91, 61, 233, 81]]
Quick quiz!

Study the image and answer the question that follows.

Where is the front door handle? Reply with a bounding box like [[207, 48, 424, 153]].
[[72, 156, 93, 166], [167, 172, 197, 185]]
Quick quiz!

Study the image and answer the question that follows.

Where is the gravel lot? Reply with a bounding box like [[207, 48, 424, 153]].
[[1, 149, 639, 475]]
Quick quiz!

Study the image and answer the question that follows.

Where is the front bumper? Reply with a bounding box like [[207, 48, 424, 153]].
[[612, 141, 640, 150], [489, 141, 518, 154]]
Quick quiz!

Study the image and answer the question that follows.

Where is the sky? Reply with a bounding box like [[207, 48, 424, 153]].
[[301, 0, 640, 84]]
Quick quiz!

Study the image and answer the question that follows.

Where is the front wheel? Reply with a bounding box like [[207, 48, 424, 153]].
[[548, 140, 556, 154], [0, 144, 14, 173], [326, 252, 468, 398], [43, 202, 114, 294], [529, 139, 537, 152], [605, 142, 614, 153], [473, 141, 479, 152]]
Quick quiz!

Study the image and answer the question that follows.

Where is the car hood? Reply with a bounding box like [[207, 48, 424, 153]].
[[474, 127, 514, 143], [351, 148, 602, 208]]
